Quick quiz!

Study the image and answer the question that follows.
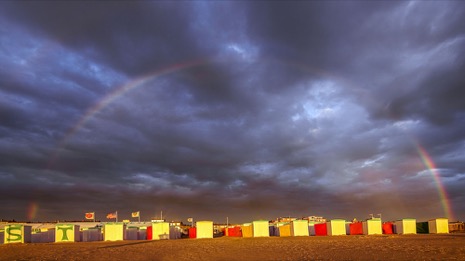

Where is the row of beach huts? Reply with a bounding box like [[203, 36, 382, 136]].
[[0, 218, 455, 244]]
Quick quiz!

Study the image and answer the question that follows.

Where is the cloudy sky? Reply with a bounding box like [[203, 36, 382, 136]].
[[1, 1, 464, 224]]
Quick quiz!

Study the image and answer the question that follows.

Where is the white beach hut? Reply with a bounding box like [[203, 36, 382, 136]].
[[81, 227, 102, 242]]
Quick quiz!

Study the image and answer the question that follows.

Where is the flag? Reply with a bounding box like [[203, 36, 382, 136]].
[[85, 212, 95, 220], [106, 212, 117, 219], [131, 211, 140, 218]]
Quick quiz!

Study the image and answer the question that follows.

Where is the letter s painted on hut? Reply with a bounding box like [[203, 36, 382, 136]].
[[6, 225, 23, 243]]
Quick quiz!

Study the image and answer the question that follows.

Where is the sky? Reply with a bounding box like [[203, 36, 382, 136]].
[[0, 1, 464, 224]]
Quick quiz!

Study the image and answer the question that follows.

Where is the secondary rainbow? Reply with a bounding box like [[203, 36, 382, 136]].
[[27, 202, 38, 221]]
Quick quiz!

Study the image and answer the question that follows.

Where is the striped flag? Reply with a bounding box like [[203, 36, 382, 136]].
[[85, 212, 95, 220], [131, 211, 140, 218], [106, 212, 117, 219]]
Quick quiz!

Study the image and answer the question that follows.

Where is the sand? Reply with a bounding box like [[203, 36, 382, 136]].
[[1, 234, 465, 261]]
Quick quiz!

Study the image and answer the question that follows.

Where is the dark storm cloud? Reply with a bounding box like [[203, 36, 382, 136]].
[[0, 1, 205, 76], [0, 1, 464, 222]]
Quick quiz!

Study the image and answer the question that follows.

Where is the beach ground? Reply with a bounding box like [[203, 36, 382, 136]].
[[1, 234, 465, 260]]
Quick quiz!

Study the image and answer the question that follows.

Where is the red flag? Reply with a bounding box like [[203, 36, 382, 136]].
[[85, 212, 95, 220], [106, 212, 117, 219]]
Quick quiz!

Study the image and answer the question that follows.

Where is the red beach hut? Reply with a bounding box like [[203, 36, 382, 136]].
[[188, 227, 196, 238], [146, 226, 153, 240], [314, 223, 327, 236], [227, 226, 242, 237], [349, 222, 363, 235], [382, 222, 393, 234]]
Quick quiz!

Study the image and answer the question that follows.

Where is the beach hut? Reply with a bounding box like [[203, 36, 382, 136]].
[[152, 222, 170, 240], [104, 222, 125, 241], [363, 219, 382, 235], [269, 225, 279, 237], [382, 222, 393, 234], [271, 222, 285, 236], [188, 227, 196, 238], [125, 227, 139, 240], [227, 226, 242, 237], [32, 228, 55, 243], [449, 221, 465, 233], [4, 224, 32, 244], [81, 227, 102, 242], [196, 221, 213, 239], [308, 221, 316, 236], [428, 218, 449, 234], [327, 219, 346, 236], [241, 223, 253, 238], [349, 222, 363, 235], [146, 226, 153, 240], [416, 222, 429, 234], [169, 226, 182, 239], [291, 220, 309, 237], [55, 224, 80, 242], [395, 219, 417, 234], [253, 220, 270, 237], [278, 223, 291, 237], [314, 223, 327, 236], [138, 227, 147, 240]]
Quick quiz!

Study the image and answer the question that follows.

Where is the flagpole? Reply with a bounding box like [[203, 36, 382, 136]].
[[139, 211, 141, 223], [116, 211, 118, 223]]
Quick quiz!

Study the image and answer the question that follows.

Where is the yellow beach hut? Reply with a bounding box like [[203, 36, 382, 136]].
[[327, 219, 346, 236], [362, 218, 382, 235], [395, 219, 417, 234], [278, 223, 291, 237], [291, 220, 309, 236], [104, 222, 125, 241], [253, 220, 270, 237], [428, 218, 449, 234], [152, 222, 170, 240], [55, 224, 80, 242], [4, 224, 32, 244], [241, 223, 253, 238], [196, 221, 213, 239]]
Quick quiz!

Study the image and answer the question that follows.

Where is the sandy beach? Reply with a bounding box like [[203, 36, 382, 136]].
[[1, 234, 465, 261]]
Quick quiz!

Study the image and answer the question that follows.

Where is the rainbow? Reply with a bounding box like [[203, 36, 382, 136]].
[[47, 59, 206, 167], [415, 143, 455, 220], [47, 57, 350, 167], [65, 59, 207, 142], [59, 57, 346, 143]]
